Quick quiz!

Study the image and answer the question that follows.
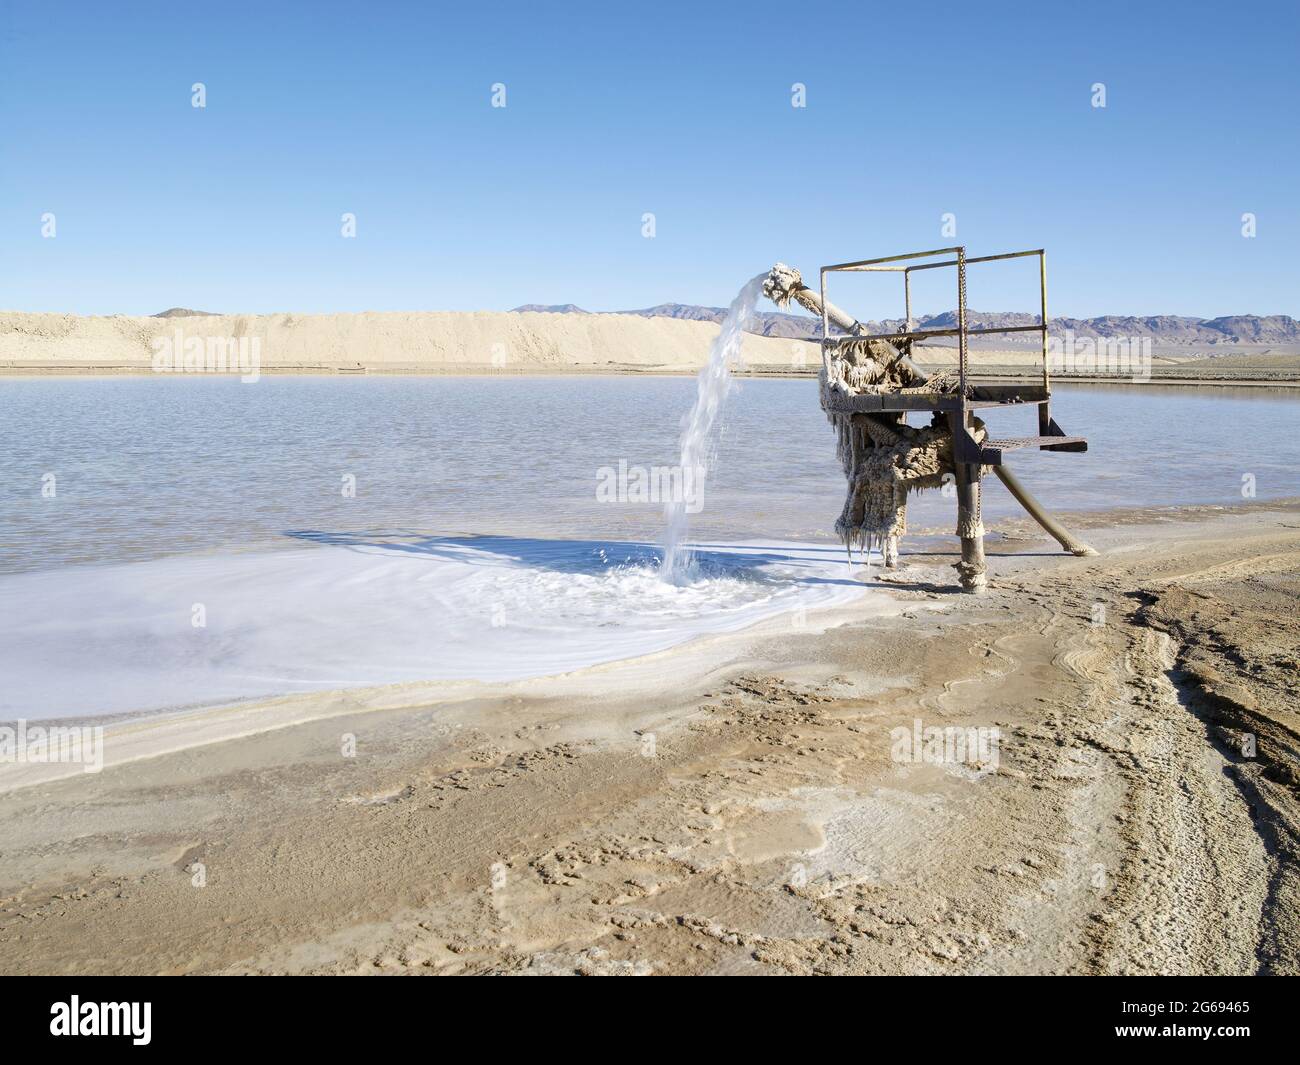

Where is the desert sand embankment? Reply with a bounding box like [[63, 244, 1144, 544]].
[[5, 310, 1295, 383], [0, 310, 816, 375]]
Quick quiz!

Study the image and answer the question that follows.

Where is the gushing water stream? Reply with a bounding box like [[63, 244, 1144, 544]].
[[660, 274, 765, 582]]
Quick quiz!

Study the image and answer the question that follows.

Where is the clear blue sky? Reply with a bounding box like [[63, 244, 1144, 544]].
[[1, 0, 1295, 319]]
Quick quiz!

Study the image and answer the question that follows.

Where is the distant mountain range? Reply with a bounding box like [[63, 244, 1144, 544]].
[[512, 303, 1300, 349], [149, 303, 1300, 350]]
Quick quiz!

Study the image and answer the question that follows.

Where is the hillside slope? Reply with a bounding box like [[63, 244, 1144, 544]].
[[0, 310, 816, 373]]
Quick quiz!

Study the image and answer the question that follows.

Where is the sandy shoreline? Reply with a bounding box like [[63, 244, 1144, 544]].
[[1, 500, 1297, 974]]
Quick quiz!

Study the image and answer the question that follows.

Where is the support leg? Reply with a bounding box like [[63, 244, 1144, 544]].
[[994, 465, 1097, 557], [949, 412, 987, 593], [954, 463, 987, 593], [883, 413, 904, 569]]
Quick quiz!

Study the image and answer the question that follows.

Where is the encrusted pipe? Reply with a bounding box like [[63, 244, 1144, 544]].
[[763, 263, 927, 385], [994, 466, 1098, 557]]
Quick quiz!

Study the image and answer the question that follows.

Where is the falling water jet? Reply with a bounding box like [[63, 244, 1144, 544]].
[[660, 274, 765, 583]]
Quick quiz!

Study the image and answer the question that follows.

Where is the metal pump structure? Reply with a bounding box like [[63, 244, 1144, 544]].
[[764, 246, 1095, 593]]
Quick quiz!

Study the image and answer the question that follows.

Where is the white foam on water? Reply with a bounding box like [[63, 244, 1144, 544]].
[[661, 274, 765, 582], [0, 536, 864, 721]]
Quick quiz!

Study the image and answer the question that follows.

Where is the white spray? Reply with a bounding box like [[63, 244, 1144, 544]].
[[660, 274, 764, 582]]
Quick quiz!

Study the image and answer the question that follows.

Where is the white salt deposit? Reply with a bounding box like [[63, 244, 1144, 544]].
[[0, 536, 865, 721]]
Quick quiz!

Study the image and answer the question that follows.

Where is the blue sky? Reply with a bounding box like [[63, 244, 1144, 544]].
[[1, 0, 1295, 318]]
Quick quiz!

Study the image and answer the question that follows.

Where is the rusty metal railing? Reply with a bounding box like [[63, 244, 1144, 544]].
[[818, 246, 1050, 396]]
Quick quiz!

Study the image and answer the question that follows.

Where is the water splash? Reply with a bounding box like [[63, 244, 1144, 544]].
[[660, 274, 765, 582]]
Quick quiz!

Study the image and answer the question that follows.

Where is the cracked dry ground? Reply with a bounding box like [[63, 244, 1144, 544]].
[[1, 513, 1296, 975]]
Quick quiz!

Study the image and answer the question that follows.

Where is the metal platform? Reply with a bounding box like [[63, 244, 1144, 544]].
[[822, 383, 1053, 416], [978, 435, 1088, 464], [785, 243, 1102, 590], [818, 245, 1088, 459]]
